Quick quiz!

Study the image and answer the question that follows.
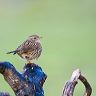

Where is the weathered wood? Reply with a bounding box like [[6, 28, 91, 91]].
[[79, 75, 92, 96], [62, 69, 92, 96], [0, 62, 92, 96], [0, 62, 47, 96]]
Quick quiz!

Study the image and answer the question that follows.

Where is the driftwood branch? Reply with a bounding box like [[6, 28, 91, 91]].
[[62, 69, 92, 96], [0, 62, 47, 96], [79, 75, 92, 96], [0, 61, 92, 96]]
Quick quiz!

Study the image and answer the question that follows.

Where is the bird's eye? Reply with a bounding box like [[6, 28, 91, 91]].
[[34, 37, 36, 39]]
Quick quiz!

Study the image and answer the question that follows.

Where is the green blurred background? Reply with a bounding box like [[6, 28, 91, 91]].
[[0, 0, 96, 96]]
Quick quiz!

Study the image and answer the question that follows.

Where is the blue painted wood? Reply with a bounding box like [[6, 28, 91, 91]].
[[0, 62, 47, 96]]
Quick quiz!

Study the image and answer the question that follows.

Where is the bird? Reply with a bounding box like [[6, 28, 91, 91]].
[[7, 35, 42, 64]]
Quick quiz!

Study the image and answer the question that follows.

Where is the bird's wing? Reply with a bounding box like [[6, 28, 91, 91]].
[[16, 39, 36, 53], [36, 43, 42, 59]]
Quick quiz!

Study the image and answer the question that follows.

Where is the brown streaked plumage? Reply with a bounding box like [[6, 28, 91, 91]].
[[7, 35, 42, 64]]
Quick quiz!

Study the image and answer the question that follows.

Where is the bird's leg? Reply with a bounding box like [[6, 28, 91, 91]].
[[27, 60, 32, 64]]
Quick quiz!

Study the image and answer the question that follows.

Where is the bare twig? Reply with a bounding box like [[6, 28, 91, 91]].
[[62, 69, 92, 96]]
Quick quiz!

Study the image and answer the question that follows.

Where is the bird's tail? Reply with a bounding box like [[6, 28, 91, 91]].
[[7, 50, 17, 55]]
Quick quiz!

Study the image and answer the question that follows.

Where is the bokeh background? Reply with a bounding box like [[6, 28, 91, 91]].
[[0, 0, 96, 96]]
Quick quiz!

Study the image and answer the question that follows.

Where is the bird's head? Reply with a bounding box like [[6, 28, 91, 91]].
[[29, 35, 42, 42]]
